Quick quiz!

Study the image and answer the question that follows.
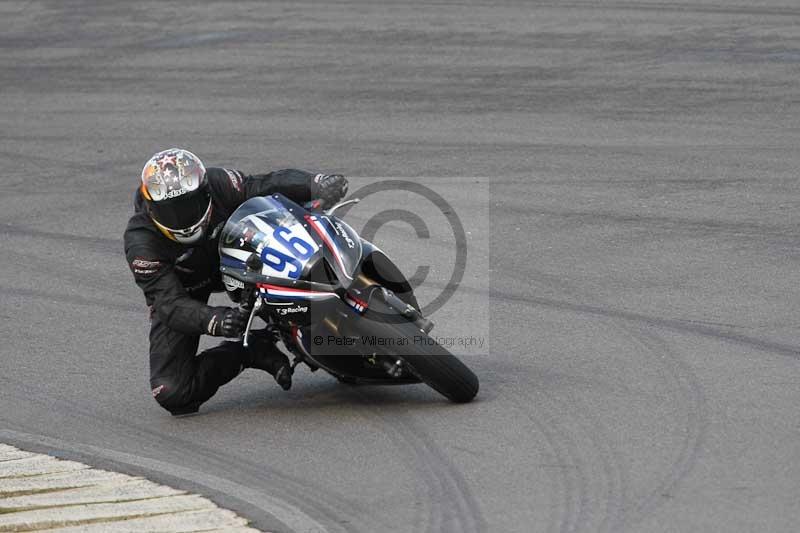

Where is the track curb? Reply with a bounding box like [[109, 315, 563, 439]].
[[0, 443, 263, 532]]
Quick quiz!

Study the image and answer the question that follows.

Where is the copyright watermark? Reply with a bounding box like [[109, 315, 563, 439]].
[[308, 176, 490, 356], [313, 334, 487, 350], [336, 179, 467, 317]]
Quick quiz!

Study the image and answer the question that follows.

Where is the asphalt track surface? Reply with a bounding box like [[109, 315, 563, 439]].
[[1, 1, 799, 532]]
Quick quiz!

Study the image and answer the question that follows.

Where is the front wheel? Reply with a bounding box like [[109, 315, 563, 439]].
[[397, 332, 479, 403], [349, 296, 479, 403]]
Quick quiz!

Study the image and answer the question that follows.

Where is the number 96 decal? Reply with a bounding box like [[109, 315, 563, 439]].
[[259, 225, 318, 279]]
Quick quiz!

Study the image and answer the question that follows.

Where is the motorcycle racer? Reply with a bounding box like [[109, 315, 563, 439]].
[[124, 148, 348, 416]]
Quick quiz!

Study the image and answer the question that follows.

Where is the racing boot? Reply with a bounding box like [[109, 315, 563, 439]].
[[245, 329, 293, 391]]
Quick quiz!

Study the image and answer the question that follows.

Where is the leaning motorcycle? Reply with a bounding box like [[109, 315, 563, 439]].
[[218, 194, 479, 403]]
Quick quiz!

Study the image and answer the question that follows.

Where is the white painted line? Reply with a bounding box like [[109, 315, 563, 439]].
[[0, 452, 35, 463], [0, 470, 131, 496], [0, 444, 265, 533], [0, 455, 87, 478], [0, 445, 35, 463], [36, 510, 260, 532], [1, 478, 184, 509]]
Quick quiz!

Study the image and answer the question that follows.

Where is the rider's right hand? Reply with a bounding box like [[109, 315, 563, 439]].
[[206, 307, 248, 337]]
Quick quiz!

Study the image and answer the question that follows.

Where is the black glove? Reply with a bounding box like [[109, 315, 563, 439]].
[[206, 307, 248, 337], [311, 174, 348, 206]]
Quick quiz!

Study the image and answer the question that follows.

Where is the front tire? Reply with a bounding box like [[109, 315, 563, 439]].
[[397, 332, 479, 403], [351, 296, 479, 403]]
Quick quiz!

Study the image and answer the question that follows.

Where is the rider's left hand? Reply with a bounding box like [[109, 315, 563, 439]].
[[311, 174, 348, 205]]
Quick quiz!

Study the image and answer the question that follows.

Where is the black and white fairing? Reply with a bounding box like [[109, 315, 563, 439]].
[[216, 194, 447, 388], [218, 194, 394, 378], [218, 194, 363, 302]]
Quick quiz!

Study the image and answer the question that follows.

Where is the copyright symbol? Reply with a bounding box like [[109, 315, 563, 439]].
[[313, 336, 323, 346], [338, 180, 466, 317]]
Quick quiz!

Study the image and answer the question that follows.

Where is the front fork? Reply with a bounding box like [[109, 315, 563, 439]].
[[241, 297, 263, 348], [371, 287, 434, 334]]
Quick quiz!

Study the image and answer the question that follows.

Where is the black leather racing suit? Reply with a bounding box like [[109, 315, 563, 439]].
[[124, 167, 316, 415]]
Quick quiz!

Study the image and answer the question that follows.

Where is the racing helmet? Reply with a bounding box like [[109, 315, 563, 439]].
[[140, 148, 211, 244]]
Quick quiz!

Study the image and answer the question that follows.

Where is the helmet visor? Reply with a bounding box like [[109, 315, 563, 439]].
[[148, 185, 211, 231]]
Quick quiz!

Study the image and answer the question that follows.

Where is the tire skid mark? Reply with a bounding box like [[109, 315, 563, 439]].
[[614, 324, 708, 526], [0, 286, 142, 315], [3, 425, 352, 533], [0, 247, 140, 314], [511, 379, 628, 533], [495, 270, 701, 532], [1, 378, 366, 533], [374, 413, 479, 533], [498, 282, 605, 533], [0, 224, 121, 254], [527, 277, 630, 533], [503, 319, 697, 533], [557, 332, 629, 533], [519, 390, 587, 533], [491, 288, 800, 359], [520, 396, 574, 533], [540, 400, 590, 533], [499, 301, 707, 531], [105, 427, 366, 533], [466, 368, 570, 533], [0, 148, 118, 177], [400, 416, 487, 533], [545, 385, 627, 533], [349, 391, 486, 533], [580, 395, 627, 533], [128, 436, 359, 533], [550, 1, 800, 17], [508, 204, 794, 241]]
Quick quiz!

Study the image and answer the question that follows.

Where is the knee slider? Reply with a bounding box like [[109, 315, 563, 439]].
[[150, 378, 199, 415]]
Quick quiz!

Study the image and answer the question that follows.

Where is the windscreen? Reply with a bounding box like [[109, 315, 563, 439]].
[[219, 196, 320, 281]]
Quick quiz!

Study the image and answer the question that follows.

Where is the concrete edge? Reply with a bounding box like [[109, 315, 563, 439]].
[[0, 443, 265, 532]]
